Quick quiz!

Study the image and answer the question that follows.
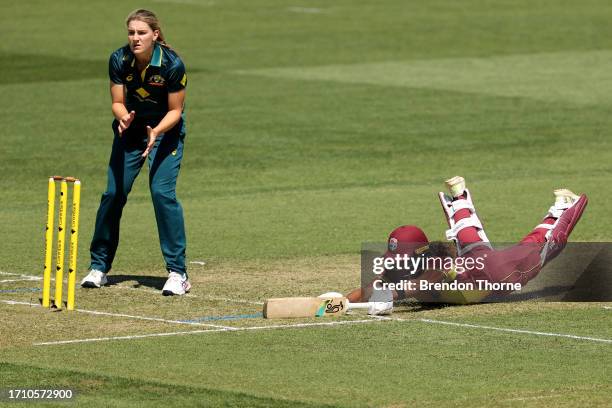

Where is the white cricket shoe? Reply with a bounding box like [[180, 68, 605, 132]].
[[545, 188, 582, 219], [81, 269, 107, 288], [554, 188, 580, 206], [162, 272, 191, 296]]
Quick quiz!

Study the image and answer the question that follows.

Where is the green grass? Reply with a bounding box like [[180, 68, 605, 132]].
[[0, 0, 611, 407], [1, 306, 611, 407], [0, 362, 333, 407]]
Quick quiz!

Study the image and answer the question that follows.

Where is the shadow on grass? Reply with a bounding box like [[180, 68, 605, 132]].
[[106, 275, 167, 290], [0, 52, 215, 84], [0, 53, 105, 84], [393, 302, 457, 314], [0, 362, 334, 408]]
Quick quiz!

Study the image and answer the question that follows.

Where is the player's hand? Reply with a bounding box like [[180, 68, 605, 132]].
[[368, 301, 393, 316], [118, 111, 135, 136], [142, 126, 159, 158]]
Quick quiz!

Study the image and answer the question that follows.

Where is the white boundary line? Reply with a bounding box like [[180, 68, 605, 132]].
[[1, 300, 234, 330], [603, 306, 612, 310], [33, 319, 383, 346]]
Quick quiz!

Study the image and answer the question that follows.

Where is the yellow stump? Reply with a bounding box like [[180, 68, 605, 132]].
[[42, 178, 56, 308], [53, 180, 68, 309], [67, 180, 81, 311]]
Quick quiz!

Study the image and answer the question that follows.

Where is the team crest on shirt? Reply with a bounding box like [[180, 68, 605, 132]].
[[126, 74, 133, 82], [388, 237, 398, 252], [148, 74, 165, 87]]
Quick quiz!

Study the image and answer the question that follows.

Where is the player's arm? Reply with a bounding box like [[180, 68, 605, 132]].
[[345, 276, 404, 303], [346, 287, 364, 303], [143, 58, 187, 156], [150, 89, 185, 135], [142, 89, 185, 157], [110, 82, 134, 135]]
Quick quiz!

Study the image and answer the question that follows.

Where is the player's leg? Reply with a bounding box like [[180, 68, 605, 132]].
[[438, 176, 492, 256], [520, 189, 578, 244], [481, 189, 587, 286], [147, 131, 189, 295], [86, 127, 145, 283], [537, 189, 588, 266]]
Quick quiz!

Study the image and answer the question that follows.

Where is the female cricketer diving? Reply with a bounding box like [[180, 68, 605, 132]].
[[348, 176, 588, 314], [81, 9, 190, 295]]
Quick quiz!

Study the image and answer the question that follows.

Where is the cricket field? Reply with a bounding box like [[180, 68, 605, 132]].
[[0, 1, 610, 406]]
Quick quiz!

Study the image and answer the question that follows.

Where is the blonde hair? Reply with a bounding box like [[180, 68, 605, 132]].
[[125, 9, 170, 48]]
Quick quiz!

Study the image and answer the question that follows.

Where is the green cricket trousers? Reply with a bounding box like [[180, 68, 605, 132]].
[[89, 119, 187, 275]]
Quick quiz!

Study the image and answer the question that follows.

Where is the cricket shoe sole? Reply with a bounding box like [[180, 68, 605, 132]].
[[541, 193, 588, 266]]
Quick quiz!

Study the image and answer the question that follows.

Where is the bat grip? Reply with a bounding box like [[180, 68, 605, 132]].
[[347, 302, 371, 310]]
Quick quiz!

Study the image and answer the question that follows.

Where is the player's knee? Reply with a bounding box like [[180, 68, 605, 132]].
[[150, 183, 176, 203], [102, 187, 127, 206]]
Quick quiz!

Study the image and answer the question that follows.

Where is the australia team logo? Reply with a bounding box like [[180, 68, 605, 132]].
[[148, 74, 165, 87]]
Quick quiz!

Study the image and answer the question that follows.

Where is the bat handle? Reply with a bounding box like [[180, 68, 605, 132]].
[[347, 302, 371, 310]]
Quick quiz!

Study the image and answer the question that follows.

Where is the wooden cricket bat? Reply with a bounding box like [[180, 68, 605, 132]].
[[263, 296, 370, 319]]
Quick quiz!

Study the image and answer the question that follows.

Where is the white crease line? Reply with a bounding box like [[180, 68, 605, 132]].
[[75, 308, 233, 330], [33, 319, 383, 346], [34, 329, 229, 345], [0, 271, 42, 280], [0, 270, 262, 305], [412, 318, 612, 344], [1, 300, 234, 330], [0, 278, 40, 283], [5, 270, 609, 343]]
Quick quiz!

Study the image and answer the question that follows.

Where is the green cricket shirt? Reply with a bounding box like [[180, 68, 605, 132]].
[[109, 42, 187, 133]]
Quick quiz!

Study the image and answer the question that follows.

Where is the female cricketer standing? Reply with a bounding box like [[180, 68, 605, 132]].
[[81, 9, 190, 295]]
